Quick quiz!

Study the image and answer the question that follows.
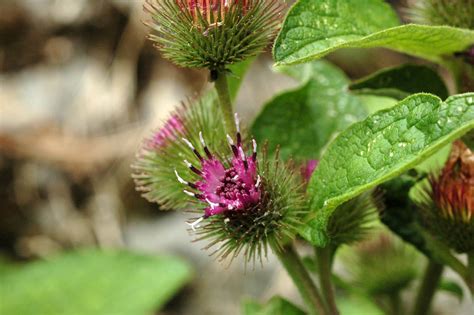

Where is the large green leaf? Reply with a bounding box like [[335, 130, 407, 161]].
[[303, 93, 474, 246], [251, 61, 366, 160], [274, 0, 474, 65], [350, 64, 449, 100], [0, 249, 193, 315], [242, 296, 306, 315]]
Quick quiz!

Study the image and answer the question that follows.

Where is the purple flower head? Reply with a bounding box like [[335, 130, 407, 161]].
[[301, 159, 319, 183], [146, 114, 185, 149], [174, 115, 261, 228]]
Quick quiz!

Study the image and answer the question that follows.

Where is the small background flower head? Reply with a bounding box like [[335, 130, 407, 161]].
[[341, 230, 420, 296], [301, 158, 379, 246], [416, 140, 474, 253], [326, 191, 381, 246], [406, 0, 474, 30], [133, 92, 228, 210], [301, 159, 318, 183], [144, 0, 284, 70]]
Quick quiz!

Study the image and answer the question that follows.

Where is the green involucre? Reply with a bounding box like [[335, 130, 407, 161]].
[[146, 0, 282, 70], [407, 0, 474, 30]]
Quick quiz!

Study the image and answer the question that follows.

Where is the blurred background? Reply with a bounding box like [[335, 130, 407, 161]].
[[0, 0, 470, 314]]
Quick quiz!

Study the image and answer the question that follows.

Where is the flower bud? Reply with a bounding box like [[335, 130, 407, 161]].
[[416, 140, 474, 253], [144, 0, 284, 70]]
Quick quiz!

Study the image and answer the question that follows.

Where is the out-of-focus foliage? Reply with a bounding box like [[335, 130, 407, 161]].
[[0, 249, 193, 315], [242, 296, 306, 315]]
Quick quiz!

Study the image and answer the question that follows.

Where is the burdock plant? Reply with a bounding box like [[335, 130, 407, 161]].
[[133, 0, 474, 314]]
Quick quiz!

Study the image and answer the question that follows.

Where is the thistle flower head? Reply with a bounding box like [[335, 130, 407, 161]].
[[177, 118, 307, 264], [134, 107, 307, 265], [406, 0, 474, 29], [145, 0, 284, 70], [416, 140, 474, 253]]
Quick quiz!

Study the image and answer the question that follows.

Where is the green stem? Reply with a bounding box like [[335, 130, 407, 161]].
[[388, 292, 402, 315], [275, 244, 328, 315], [315, 246, 339, 315], [467, 252, 474, 295], [412, 260, 444, 315], [214, 70, 237, 135], [422, 230, 468, 281]]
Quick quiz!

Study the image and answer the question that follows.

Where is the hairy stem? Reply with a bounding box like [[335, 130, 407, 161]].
[[276, 244, 328, 315], [412, 260, 444, 315], [315, 246, 339, 315], [214, 70, 237, 135]]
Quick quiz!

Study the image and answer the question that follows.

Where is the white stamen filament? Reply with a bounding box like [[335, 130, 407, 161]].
[[182, 138, 195, 150], [234, 113, 240, 132], [252, 139, 257, 153], [206, 198, 219, 209], [199, 131, 206, 147], [174, 169, 187, 185], [183, 190, 195, 197], [226, 134, 234, 145], [186, 217, 204, 231], [255, 175, 261, 187], [239, 147, 246, 161], [184, 159, 192, 167]]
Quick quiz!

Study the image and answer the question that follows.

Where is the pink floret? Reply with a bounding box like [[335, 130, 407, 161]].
[[148, 115, 184, 149]]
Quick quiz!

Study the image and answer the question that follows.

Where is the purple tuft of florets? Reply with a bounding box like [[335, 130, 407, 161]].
[[175, 116, 261, 225], [147, 114, 185, 149]]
